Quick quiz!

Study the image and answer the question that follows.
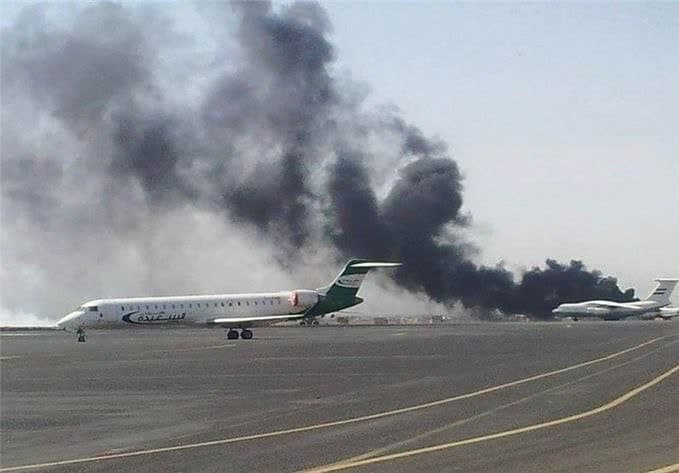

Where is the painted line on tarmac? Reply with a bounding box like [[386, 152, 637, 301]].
[[321, 339, 679, 466], [130, 344, 238, 357], [170, 343, 237, 353], [644, 463, 679, 473], [0, 336, 665, 472], [302, 364, 679, 473], [0, 356, 22, 361]]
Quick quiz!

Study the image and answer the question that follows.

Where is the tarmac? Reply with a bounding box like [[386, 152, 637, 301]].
[[1, 321, 677, 473]]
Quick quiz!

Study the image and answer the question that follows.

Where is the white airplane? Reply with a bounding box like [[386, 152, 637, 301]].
[[552, 278, 678, 321], [57, 259, 400, 342]]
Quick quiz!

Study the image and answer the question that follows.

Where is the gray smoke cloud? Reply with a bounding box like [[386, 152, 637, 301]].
[[1, 1, 633, 323]]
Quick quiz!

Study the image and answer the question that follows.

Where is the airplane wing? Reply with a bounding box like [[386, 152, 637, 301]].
[[208, 314, 306, 328]]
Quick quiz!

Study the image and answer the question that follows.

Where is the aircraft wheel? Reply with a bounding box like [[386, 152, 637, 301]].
[[299, 320, 306, 326], [77, 329, 86, 343], [227, 329, 239, 340], [241, 329, 253, 340], [312, 320, 320, 326]]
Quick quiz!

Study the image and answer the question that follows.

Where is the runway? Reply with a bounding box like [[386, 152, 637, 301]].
[[1, 322, 677, 472]]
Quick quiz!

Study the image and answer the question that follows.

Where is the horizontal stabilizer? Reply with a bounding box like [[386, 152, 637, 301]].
[[350, 262, 402, 269]]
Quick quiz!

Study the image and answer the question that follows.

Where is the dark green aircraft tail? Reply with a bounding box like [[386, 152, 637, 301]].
[[306, 259, 401, 316]]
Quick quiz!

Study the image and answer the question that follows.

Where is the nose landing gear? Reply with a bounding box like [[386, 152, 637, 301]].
[[76, 328, 86, 343]]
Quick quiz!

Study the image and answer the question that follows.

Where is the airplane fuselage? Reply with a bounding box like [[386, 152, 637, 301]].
[[552, 300, 669, 320], [58, 291, 317, 332]]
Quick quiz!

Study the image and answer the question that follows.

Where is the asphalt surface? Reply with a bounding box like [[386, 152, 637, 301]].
[[1, 322, 677, 473]]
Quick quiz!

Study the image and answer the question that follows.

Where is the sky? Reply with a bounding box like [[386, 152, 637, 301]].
[[0, 1, 677, 324], [322, 1, 679, 296]]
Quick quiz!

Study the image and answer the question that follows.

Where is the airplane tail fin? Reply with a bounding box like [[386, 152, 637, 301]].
[[312, 259, 401, 313], [644, 279, 678, 304]]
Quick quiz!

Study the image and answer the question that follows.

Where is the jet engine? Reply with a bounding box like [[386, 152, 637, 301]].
[[289, 290, 320, 308]]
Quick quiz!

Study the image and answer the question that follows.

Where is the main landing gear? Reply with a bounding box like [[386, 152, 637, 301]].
[[299, 319, 320, 326], [76, 328, 86, 343], [226, 329, 253, 340]]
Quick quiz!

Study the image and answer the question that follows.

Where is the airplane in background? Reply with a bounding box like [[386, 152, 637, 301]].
[[57, 259, 400, 342], [552, 278, 678, 321]]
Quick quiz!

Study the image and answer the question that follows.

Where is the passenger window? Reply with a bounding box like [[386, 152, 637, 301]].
[[180, 304, 184, 308], [189, 304, 192, 308], [121, 306, 124, 311], [246, 301, 249, 306], [254, 301, 257, 305], [228, 302, 232, 307], [198, 303, 201, 308], [146, 305, 149, 310], [155, 305, 158, 309], [172, 304, 175, 309], [237, 302, 241, 306]]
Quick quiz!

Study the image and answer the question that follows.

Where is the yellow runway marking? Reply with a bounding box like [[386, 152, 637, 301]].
[[331, 339, 679, 466], [302, 364, 679, 472], [644, 463, 679, 473], [0, 336, 665, 472]]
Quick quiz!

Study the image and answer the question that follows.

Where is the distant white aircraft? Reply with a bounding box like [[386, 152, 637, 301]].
[[57, 259, 400, 342], [552, 278, 678, 321]]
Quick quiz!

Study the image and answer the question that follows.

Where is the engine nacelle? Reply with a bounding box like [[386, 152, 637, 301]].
[[288, 290, 319, 308]]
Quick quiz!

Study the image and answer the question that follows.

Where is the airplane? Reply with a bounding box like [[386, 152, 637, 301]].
[[56, 259, 400, 342], [551, 278, 678, 321]]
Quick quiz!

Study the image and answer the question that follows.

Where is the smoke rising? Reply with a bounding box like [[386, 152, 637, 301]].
[[1, 1, 634, 323]]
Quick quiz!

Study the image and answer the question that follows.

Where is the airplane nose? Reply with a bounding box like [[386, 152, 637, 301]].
[[57, 312, 81, 332]]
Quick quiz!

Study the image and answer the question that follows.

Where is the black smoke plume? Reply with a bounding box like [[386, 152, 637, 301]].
[[1, 1, 634, 321]]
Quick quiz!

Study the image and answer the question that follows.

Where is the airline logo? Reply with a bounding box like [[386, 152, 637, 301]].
[[122, 311, 187, 324], [336, 274, 365, 288]]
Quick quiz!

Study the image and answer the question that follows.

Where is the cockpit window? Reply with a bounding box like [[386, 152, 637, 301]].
[[88, 306, 98, 312]]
